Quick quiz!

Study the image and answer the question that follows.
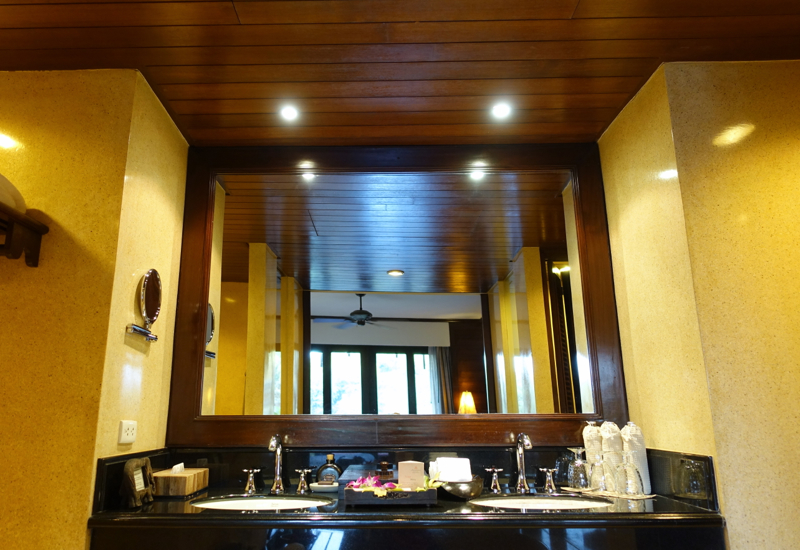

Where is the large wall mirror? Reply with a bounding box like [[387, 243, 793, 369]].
[[168, 144, 626, 448]]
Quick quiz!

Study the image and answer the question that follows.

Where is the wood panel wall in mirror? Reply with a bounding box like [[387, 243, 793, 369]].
[[167, 144, 627, 448]]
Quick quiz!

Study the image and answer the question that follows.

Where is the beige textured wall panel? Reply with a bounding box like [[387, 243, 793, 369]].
[[94, 73, 188, 459], [665, 61, 800, 550], [598, 67, 716, 457], [216, 282, 249, 415], [0, 70, 136, 550]]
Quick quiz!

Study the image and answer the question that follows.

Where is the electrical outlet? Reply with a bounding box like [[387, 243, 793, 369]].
[[119, 420, 137, 444]]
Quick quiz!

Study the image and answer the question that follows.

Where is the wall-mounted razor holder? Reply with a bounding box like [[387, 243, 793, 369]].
[[127, 324, 158, 342]]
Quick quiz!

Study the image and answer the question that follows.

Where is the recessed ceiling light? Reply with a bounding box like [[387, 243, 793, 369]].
[[491, 103, 512, 119], [280, 106, 299, 121], [302, 173, 316, 181], [298, 161, 314, 169], [470, 170, 485, 181], [387, 270, 404, 276], [470, 161, 487, 181]]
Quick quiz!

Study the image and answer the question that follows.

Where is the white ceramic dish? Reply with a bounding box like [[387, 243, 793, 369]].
[[310, 482, 339, 493]]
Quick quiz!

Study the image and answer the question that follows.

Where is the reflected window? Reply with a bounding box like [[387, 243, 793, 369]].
[[331, 352, 362, 414], [376, 353, 409, 414], [413, 354, 435, 414], [308, 345, 428, 414], [309, 351, 324, 414]]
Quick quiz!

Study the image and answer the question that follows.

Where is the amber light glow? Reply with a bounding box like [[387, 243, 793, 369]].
[[458, 391, 477, 414], [0, 133, 19, 149], [713, 123, 755, 147]]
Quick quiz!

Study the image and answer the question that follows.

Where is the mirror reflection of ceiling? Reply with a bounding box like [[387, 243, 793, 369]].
[[219, 170, 571, 293], [310, 292, 482, 320]]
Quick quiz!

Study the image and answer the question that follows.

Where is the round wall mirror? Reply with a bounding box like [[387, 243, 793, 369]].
[[139, 269, 162, 330], [205, 303, 215, 345]]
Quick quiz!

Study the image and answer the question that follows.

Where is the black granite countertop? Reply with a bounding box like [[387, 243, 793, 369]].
[[88, 485, 722, 529]]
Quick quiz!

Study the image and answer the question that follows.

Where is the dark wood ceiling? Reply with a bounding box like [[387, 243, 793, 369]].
[[4, 2, 800, 292], [2, 1, 800, 146], [219, 170, 571, 292]]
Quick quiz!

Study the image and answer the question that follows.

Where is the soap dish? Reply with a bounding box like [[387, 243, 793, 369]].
[[310, 482, 339, 493]]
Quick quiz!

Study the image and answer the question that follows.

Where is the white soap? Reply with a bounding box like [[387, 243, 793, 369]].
[[398, 460, 426, 490], [435, 457, 472, 482]]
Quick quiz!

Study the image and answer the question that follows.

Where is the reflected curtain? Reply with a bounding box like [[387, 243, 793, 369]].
[[429, 346, 454, 414]]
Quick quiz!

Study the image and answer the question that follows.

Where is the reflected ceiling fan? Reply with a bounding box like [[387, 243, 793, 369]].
[[313, 293, 387, 329]]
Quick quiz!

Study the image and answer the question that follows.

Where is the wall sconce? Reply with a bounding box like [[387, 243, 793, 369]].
[[458, 391, 477, 414]]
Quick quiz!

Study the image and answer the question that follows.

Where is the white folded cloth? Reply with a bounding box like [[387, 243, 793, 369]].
[[600, 421, 623, 467], [583, 421, 602, 459], [621, 421, 652, 494], [430, 457, 472, 482]]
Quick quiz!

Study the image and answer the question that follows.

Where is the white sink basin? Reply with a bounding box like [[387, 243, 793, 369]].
[[191, 494, 335, 511], [470, 494, 613, 511]]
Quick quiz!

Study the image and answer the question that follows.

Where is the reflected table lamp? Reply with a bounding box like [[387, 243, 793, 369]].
[[458, 391, 477, 414]]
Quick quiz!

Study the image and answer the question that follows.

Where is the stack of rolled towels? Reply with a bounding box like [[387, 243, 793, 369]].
[[584, 420, 651, 495]]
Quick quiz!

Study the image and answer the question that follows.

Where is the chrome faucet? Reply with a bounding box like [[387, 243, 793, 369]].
[[243, 468, 260, 495], [268, 434, 285, 495], [540, 468, 557, 494], [515, 433, 535, 494]]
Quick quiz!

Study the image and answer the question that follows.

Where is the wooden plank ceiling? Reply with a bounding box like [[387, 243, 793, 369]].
[[2, 1, 800, 292], [2, 1, 800, 146], [219, 170, 571, 292]]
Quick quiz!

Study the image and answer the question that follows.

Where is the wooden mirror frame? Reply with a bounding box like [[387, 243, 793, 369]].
[[166, 143, 627, 448]]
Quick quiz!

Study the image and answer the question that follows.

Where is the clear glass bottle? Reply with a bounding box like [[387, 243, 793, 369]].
[[316, 454, 343, 483]]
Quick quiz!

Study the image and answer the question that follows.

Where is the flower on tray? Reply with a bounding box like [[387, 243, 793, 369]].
[[420, 473, 443, 491], [346, 475, 400, 498]]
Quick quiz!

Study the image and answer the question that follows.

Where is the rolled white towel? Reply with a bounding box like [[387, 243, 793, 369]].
[[583, 421, 602, 459], [621, 421, 652, 494], [600, 421, 623, 467]]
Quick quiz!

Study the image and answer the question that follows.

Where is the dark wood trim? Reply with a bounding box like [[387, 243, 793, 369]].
[[571, 145, 628, 422], [302, 289, 311, 414], [480, 294, 497, 414], [166, 143, 627, 448], [540, 255, 565, 414]]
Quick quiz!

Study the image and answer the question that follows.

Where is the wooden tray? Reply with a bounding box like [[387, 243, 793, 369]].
[[344, 488, 437, 506]]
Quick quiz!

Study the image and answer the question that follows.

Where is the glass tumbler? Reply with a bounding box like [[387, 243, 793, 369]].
[[618, 450, 645, 496], [567, 447, 590, 489], [554, 451, 572, 485], [676, 459, 707, 499]]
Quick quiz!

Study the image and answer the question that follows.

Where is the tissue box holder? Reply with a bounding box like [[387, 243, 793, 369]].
[[344, 488, 437, 506], [153, 468, 209, 498]]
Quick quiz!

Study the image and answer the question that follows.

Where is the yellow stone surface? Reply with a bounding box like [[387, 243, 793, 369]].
[[598, 67, 716, 457], [665, 61, 800, 550], [0, 70, 187, 550], [601, 61, 800, 550], [562, 182, 594, 413], [215, 282, 249, 414], [93, 72, 188, 459], [201, 182, 227, 414]]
